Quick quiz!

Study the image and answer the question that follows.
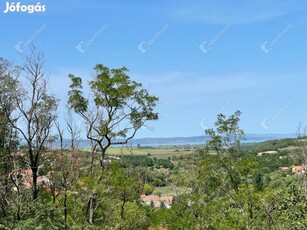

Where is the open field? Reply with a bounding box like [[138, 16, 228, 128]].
[[81, 146, 197, 159], [279, 146, 300, 151]]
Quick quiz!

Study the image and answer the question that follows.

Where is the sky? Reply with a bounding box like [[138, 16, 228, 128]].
[[1, 0, 307, 138]]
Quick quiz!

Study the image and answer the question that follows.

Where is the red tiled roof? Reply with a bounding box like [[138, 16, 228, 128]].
[[140, 194, 173, 205], [292, 165, 305, 171], [142, 195, 160, 202], [21, 169, 32, 175]]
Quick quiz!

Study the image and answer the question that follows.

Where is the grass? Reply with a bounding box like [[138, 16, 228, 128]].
[[279, 146, 300, 151], [81, 146, 195, 159]]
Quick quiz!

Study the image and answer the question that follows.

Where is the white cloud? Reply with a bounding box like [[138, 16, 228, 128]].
[[133, 71, 258, 95], [131, 71, 261, 112], [46, 67, 306, 137], [168, 0, 305, 24]]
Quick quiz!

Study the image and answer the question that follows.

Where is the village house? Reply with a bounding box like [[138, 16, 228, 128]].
[[279, 166, 290, 172], [291, 165, 305, 174], [140, 194, 173, 209], [9, 168, 52, 191], [279, 165, 305, 174]]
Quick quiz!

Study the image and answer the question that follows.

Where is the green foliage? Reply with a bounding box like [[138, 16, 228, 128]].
[[121, 155, 154, 168], [2, 53, 307, 229], [143, 183, 154, 195], [106, 163, 143, 199], [189, 111, 268, 228], [111, 201, 149, 230], [10, 202, 66, 230], [68, 65, 158, 139], [67, 64, 159, 160], [121, 155, 174, 170], [154, 158, 174, 170], [68, 74, 88, 113], [243, 138, 297, 152], [150, 203, 198, 230]]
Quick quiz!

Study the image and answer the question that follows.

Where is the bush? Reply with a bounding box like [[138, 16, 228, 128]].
[[154, 158, 174, 170], [143, 183, 155, 195]]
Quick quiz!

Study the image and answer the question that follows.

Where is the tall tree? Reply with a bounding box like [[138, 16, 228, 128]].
[[0, 58, 20, 220], [66, 108, 81, 151], [0, 57, 20, 153], [68, 64, 159, 165], [54, 120, 80, 226], [190, 111, 263, 228], [3, 48, 58, 200]]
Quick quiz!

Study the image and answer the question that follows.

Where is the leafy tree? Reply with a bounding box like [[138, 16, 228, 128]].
[[150, 203, 198, 230], [187, 111, 266, 228], [143, 183, 154, 195], [68, 64, 159, 165], [0, 58, 20, 221], [106, 164, 143, 225], [154, 158, 174, 169], [11, 201, 66, 230], [121, 155, 154, 168]]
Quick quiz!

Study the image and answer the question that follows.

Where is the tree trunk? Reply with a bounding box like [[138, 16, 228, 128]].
[[89, 200, 94, 225], [101, 148, 106, 160], [120, 199, 126, 220], [52, 194, 56, 203], [88, 191, 97, 225], [99, 147, 107, 169], [90, 148, 95, 176], [31, 166, 38, 201], [89, 198, 94, 224], [16, 187, 21, 221], [64, 187, 67, 226], [71, 138, 75, 151]]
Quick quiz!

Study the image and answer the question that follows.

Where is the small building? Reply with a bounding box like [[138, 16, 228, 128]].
[[279, 167, 289, 172], [291, 165, 305, 174], [10, 168, 52, 190], [140, 194, 173, 209], [257, 150, 278, 157]]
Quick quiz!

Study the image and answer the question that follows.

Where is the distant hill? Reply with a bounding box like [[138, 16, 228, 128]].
[[128, 134, 296, 146], [56, 133, 296, 148]]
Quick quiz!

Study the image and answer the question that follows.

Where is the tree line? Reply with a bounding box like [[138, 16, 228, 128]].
[[1, 47, 307, 229], [0, 47, 159, 228]]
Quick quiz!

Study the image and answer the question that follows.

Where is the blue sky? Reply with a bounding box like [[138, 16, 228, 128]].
[[1, 0, 307, 138]]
